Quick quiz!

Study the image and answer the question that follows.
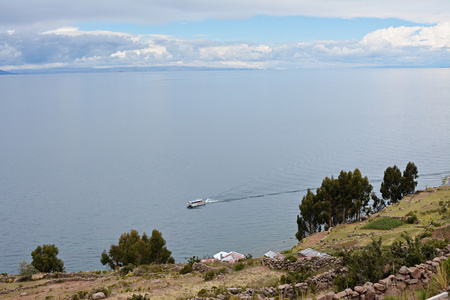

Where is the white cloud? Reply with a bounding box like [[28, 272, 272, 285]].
[[1, 23, 449, 71], [362, 22, 450, 48], [0, 0, 449, 31]]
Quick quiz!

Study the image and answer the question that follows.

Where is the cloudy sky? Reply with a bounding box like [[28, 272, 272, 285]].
[[1, 0, 449, 70]]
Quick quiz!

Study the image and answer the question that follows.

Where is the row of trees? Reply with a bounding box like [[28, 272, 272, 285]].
[[296, 162, 418, 241], [19, 229, 173, 275], [380, 162, 418, 204]]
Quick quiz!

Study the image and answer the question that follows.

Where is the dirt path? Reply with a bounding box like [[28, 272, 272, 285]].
[[300, 231, 329, 249]]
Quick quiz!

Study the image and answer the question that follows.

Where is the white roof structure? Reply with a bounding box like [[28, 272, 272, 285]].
[[213, 251, 245, 263], [298, 248, 330, 257], [221, 251, 245, 263], [213, 251, 229, 260], [264, 251, 285, 260]]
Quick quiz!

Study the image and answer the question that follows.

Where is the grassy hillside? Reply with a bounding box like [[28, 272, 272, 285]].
[[1, 186, 449, 299], [290, 186, 450, 254]]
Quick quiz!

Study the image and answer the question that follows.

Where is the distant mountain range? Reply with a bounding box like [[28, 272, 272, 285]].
[[1, 66, 253, 75], [0, 70, 14, 75]]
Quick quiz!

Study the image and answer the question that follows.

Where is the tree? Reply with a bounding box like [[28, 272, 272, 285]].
[[296, 168, 375, 241], [380, 165, 402, 204], [401, 162, 418, 195], [381, 162, 419, 204], [148, 229, 173, 264], [31, 244, 64, 273], [101, 229, 174, 269]]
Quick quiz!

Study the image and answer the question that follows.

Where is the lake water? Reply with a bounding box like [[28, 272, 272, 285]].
[[1, 69, 449, 274]]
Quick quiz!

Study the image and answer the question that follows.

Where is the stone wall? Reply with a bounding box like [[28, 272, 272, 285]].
[[261, 255, 343, 273], [197, 245, 450, 300]]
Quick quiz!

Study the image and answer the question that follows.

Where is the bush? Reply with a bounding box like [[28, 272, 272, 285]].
[[18, 260, 38, 276], [335, 238, 386, 290], [233, 262, 245, 271], [127, 294, 150, 300], [280, 267, 311, 285], [119, 264, 135, 277], [361, 218, 403, 230], [179, 264, 193, 275], [285, 255, 297, 262], [404, 212, 419, 224], [71, 290, 88, 300], [179, 256, 199, 275], [204, 270, 216, 281]]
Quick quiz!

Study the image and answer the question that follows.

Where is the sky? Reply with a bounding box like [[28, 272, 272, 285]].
[[0, 0, 449, 71]]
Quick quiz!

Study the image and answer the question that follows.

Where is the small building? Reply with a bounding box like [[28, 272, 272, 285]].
[[221, 251, 245, 263], [298, 248, 330, 258], [264, 251, 285, 260], [213, 251, 245, 263], [213, 251, 230, 261]]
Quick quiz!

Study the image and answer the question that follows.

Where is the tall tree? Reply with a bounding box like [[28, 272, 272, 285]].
[[401, 162, 419, 195], [380, 165, 403, 204], [31, 244, 64, 273]]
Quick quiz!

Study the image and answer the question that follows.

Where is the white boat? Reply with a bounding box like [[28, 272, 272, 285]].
[[187, 199, 206, 208]]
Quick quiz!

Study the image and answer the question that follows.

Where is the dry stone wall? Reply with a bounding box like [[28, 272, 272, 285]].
[[193, 245, 450, 300], [261, 255, 343, 273]]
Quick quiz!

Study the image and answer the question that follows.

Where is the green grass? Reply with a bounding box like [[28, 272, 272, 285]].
[[361, 217, 404, 230]]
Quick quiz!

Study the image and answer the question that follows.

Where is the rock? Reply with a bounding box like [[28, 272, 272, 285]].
[[374, 283, 387, 291], [326, 292, 335, 300], [360, 294, 366, 300], [19, 293, 28, 296], [345, 288, 353, 295], [378, 278, 390, 286], [364, 286, 376, 300], [364, 282, 374, 289], [354, 286, 366, 294], [336, 291, 347, 299], [92, 292, 106, 300], [431, 262, 440, 267], [399, 266, 409, 275], [228, 288, 242, 294], [405, 279, 419, 285], [385, 286, 402, 298], [408, 267, 421, 279], [317, 295, 327, 300], [395, 274, 406, 281]]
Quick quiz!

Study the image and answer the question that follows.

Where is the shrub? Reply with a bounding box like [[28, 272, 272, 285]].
[[71, 290, 88, 300], [285, 255, 297, 262], [233, 262, 245, 271], [179, 264, 193, 275], [204, 270, 216, 281], [179, 256, 199, 275], [280, 267, 311, 285], [361, 218, 403, 230], [127, 294, 150, 300], [120, 264, 135, 277], [18, 260, 38, 276], [335, 238, 386, 290], [404, 212, 419, 224]]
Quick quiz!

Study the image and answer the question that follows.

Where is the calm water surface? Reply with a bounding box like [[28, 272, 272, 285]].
[[1, 69, 449, 274]]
